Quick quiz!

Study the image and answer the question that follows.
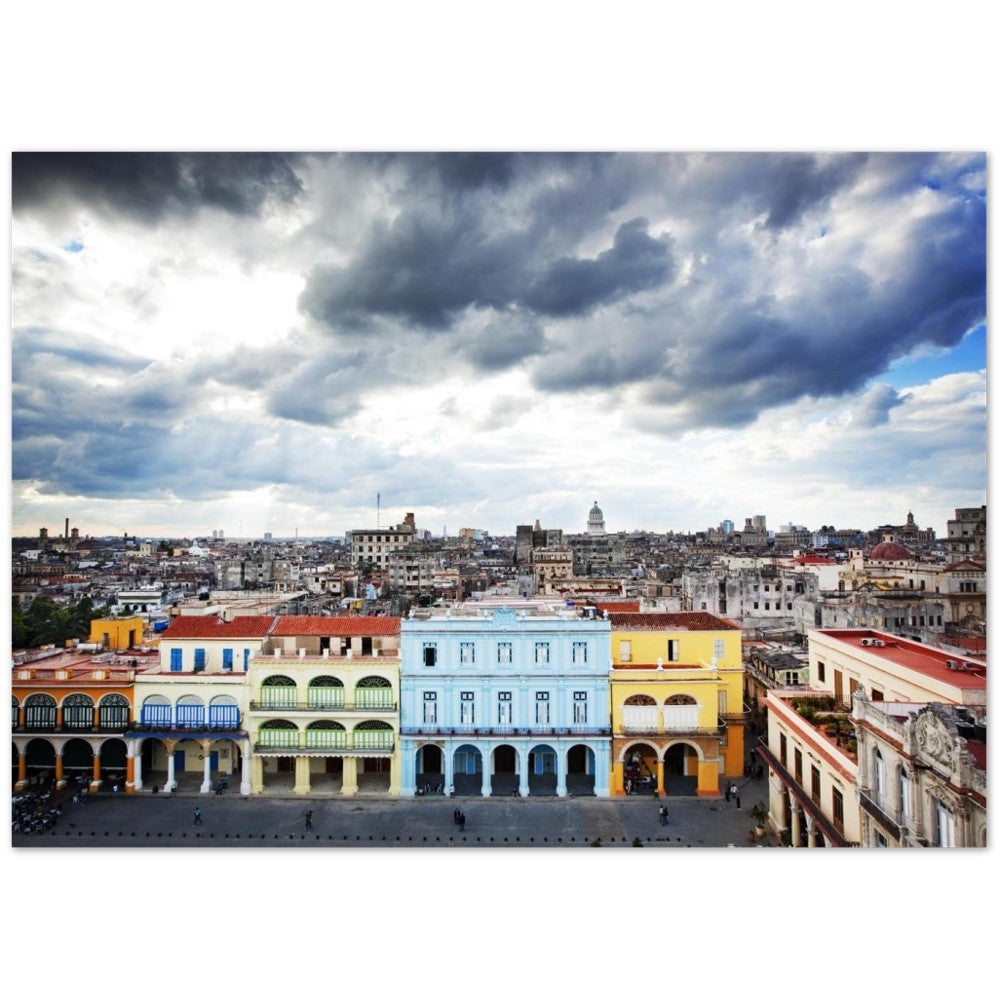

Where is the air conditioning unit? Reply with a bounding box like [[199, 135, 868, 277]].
[[872, 640, 886, 647], [860, 638, 873, 646], [961, 662, 975, 671], [945, 659, 958, 670]]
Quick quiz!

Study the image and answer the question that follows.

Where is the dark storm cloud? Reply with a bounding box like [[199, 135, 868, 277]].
[[11, 327, 148, 372], [458, 312, 547, 371], [522, 218, 674, 316], [752, 153, 869, 229], [12, 152, 304, 220]]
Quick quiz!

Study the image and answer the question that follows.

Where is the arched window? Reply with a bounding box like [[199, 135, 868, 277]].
[[873, 748, 885, 808], [897, 766, 911, 826], [305, 719, 346, 748], [355, 676, 393, 709], [258, 719, 298, 748], [308, 675, 345, 709], [141, 694, 171, 727], [354, 719, 393, 750], [261, 675, 297, 708], [25, 693, 57, 729], [664, 694, 697, 705], [208, 695, 240, 729], [99, 693, 130, 729], [63, 694, 96, 729], [176, 694, 205, 728], [624, 694, 656, 706]]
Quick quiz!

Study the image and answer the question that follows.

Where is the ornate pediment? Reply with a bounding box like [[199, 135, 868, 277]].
[[914, 709, 957, 773]]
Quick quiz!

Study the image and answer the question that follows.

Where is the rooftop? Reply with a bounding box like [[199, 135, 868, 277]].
[[608, 612, 741, 632]]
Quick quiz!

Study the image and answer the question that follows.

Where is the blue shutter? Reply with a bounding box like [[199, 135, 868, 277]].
[[170, 648, 182, 672]]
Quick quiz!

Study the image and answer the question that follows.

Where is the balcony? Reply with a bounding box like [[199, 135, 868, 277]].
[[248, 700, 397, 713], [253, 734, 394, 755], [858, 786, 905, 840], [400, 725, 608, 738], [129, 721, 245, 735]]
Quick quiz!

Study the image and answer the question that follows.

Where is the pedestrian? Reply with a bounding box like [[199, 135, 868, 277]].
[[305, 810, 313, 832], [194, 807, 202, 826], [658, 805, 666, 826], [736, 793, 741, 809], [453, 807, 461, 826], [72, 793, 79, 806], [113, 784, 119, 797], [458, 810, 466, 832], [663, 804, 669, 825], [725, 785, 731, 803]]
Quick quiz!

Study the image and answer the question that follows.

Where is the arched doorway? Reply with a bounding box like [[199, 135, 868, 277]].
[[62, 693, 95, 731], [452, 743, 482, 795], [566, 744, 595, 796], [308, 675, 344, 708], [99, 737, 128, 788], [355, 675, 393, 709], [527, 743, 557, 795], [99, 694, 130, 730], [416, 744, 443, 792], [61, 737, 94, 787], [261, 674, 297, 708], [24, 694, 57, 730], [664, 741, 699, 795], [491, 744, 519, 796], [24, 737, 56, 786], [623, 742, 658, 794]]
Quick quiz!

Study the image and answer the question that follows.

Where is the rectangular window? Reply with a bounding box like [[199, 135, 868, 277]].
[[833, 788, 844, 833], [535, 642, 550, 664], [170, 648, 182, 672], [535, 691, 550, 725], [871, 688, 884, 701], [817, 661, 825, 682], [718, 690, 728, 715], [780, 732, 787, 767], [764, 602, 770, 611], [422, 691, 437, 725], [619, 639, 631, 663], [811, 765, 821, 805], [794, 748, 803, 786], [193, 648, 206, 671], [875, 831, 888, 847], [753, 602, 759, 610], [667, 639, 679, 662], [423, 643, 437, 667], [222, 649, 233, 672], [572, 641, 587, 665], [713, 638, 725, 659], [899, 770, 911, 826], [497, 642, 512, 665], [498, 691, 512, 725], [573, 691, 587, 724], [935, 801, 956, 846], [786, 603, 792, 610], [460, 692, 475, 726]]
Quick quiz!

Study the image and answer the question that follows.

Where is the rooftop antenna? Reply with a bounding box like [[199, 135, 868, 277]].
[[377, 492, 381, 529]]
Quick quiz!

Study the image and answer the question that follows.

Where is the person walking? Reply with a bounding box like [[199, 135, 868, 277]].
[[453, 807, 461, 826], [305, 810, 313, 832], [725, 785, 731, 803], [658, 805, 667, 826], [458, 810, 466, 832], [736, 792, 741, 809], [193, 807, 203, 826]]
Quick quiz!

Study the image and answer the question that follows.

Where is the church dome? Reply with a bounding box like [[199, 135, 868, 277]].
[[589, 501, 603, 518], [870, 540, 912, 562]]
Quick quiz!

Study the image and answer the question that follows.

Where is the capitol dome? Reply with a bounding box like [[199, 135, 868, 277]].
[[869, 540, 912, 562], [587, 500, 606, 535]]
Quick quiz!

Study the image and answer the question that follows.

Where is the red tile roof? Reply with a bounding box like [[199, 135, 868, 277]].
[[595, 600, 641, 613], [270, 615, 401, 637], [162, 615, 276, 639], [608, 612, 740, 632]]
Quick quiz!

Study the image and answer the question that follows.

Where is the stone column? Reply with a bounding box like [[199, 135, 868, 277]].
[[556, 744, 567, 797], [165, 747, 177, 792], [251, 754, 264, 795], [131, 745, 143, 791], [201, 744, 213, 793], [518, 743, 530, 798], [790, 804, 803, 847], [806, 816, 817, 848], [240, 740, 252, 796], [16, 748, 28, 791], [481, 744, 492, 797], [341, 756, 358, 796], [656, 758, 665, 796], [89, 749, 102, 792], [443, 742, 455, 796], [55, 751, 65, 788], [294, 756, 311, 795]]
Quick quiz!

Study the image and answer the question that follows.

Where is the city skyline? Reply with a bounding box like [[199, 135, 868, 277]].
[[11, 152, 987, 540]]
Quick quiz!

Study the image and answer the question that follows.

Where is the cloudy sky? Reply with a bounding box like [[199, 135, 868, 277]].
[[10, 151, 986, 540]]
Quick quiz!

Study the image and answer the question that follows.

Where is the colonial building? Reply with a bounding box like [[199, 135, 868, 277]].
[[608, 612, 745, 797], [246, 616, 401, 796], [399, 601, 612, 797], [350, 512, 417, 569], [853, 697, 986, 847], [757, 629, 986, 847]]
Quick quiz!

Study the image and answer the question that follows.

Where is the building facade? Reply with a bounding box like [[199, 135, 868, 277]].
[[399, 603, 612, 797]]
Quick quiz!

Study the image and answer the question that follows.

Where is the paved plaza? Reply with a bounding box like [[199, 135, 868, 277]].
[[12, 772, 777, 848]]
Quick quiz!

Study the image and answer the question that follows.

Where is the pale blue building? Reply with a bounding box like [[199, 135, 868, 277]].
[[399, 603, 612, 797]]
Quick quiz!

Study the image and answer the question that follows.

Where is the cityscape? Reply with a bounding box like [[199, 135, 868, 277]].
[[11, 501, 987, 848]]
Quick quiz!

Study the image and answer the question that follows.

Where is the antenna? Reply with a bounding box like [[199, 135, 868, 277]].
[[377, 492, 380, 529]]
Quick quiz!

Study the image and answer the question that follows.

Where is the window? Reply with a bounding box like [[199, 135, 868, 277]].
[[786, 603, 792, 610], [170, 648, 182, 672], [667, 639, 679, 662], [898, 768, 911, 826], [497, 642, 512, 665], [460, 692, 475, 726], [875, 831, 888, 847], [193, 648, 206, 672], [535, 691, 550, 725], [871, 688, 884, 701], [535, 642, 550, 664], [811, 765, 821, 805], [794, 748, 803, 785], [619, 640, 631, 662], [817, 661, 825, 682], [498, 691, 512, 725], [718, 690, 728, 715], [422, 691, 437, 725], [753, 602, 759, 610], [573, 691, 588, 724], [832, 788, 844, 833], [460, 642, 475, 664], [713, 639, 725, 659], [572, 641, 587, 665], [423, 643, 437, 667], [935, 800, 955, 847], [764, 602, 770, 611], [780, 732, 787, 767], [222, 649, 233, 672]]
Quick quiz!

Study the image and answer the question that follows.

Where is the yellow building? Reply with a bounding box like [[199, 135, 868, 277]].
[[88, 616, 146, 651], [608, 612, 745, 797]]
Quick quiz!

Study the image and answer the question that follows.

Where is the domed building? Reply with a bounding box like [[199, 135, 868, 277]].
[[869, 538, 913, 564], [587, 501, 606, 535]]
